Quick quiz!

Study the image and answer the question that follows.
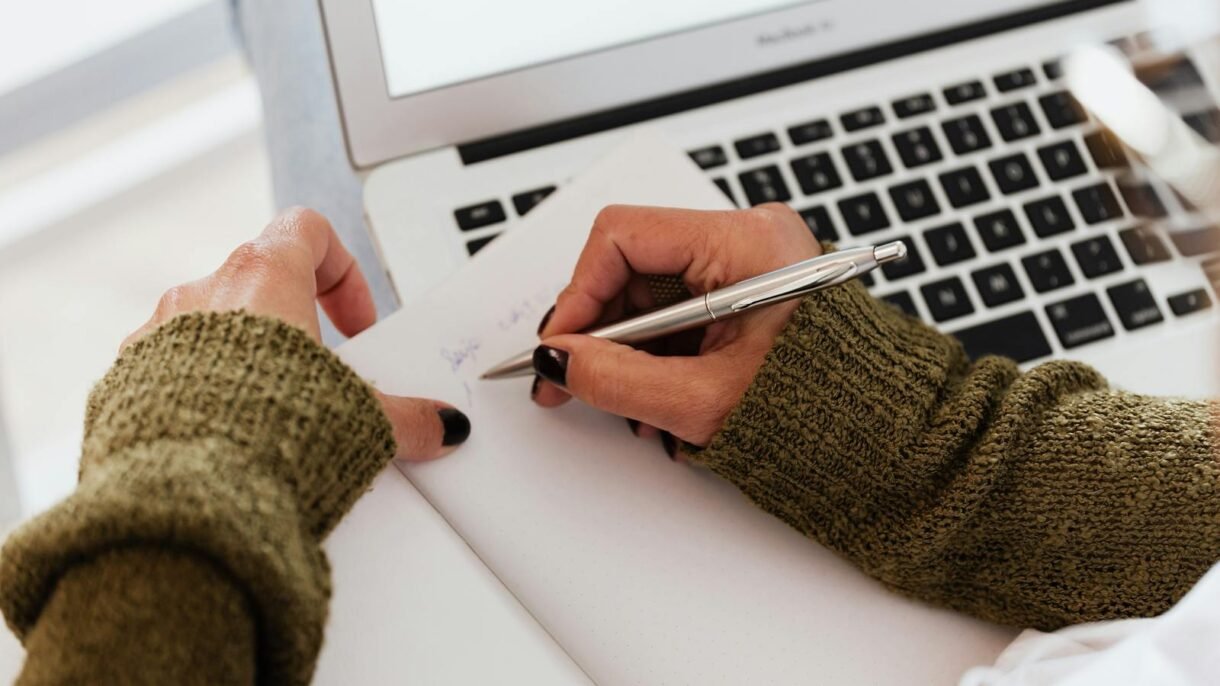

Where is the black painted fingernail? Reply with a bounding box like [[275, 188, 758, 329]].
[[439, 408, 471, 447], [530, 374, 542, 399], [537, 305, 556, 336], [627, 418, 640, 436], [533, 345, 568, 387], [661, 431, 678, 460]]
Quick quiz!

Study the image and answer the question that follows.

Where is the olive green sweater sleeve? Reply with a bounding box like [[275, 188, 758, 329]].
[[693, 282, 1220, 630], [0, 312, 396, 685]]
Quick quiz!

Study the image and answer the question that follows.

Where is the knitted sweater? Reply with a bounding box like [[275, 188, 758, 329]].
[[2, 285, 1218, 684]]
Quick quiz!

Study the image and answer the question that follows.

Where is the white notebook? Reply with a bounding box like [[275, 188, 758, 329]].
[[328, 133, 1017, 684]]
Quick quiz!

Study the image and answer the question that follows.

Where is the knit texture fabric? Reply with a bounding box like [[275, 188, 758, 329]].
[[693, 281, 1220, 629], [0, 312, 395, 685]]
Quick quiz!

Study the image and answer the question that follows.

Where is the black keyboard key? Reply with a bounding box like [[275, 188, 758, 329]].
[[841, 140, 893, 181], [738, 166, 791, 206], [921, 277, 975, 322], [1046, 293, 1115, 348], [713, 178, 738, 206], [1084, 130, 1128, 169], [972, 263, 1026, 307], [893, 93, 937, 118], [1116, 179, 1167, 218], [1119, 226, 1171, 265], [1108, 279, 1164, 330], [940, 167, 991, 208], [1169, 226, 1220, 256], [953, 311, 1051, 362], [925, 222, 976, 266], [466, 234, 497, 256], [790, 152, 843, 196], [892, 127, 943, 168], [689, 146, 727, 170], [1022, 249, 1075, 293], [944, 80, 987, 105], [735, 133, 781, 160], [989, 153, 1039, 195], [1038, 91, 1086, 129], [512, 186, 556, 216], [799, 206, 839, 242], [1071, 236, 1123, 279], [991, 102, 1041, 142], [1023, 196, 1076, 237], [455, 200, 507, 231], [1043, 60, 1063, 80], [1073, 182, 1124, 224], [994, 67, 1037, 92], [1184, 110, 1220, 143], [1037, 140, 1088, 181], [841, 106, 886, 132], [838, 192, 891, 235], [788, 119, 834, 146], [888, 179, 941, 222], [942, 115, 993, 155], [881, 291, 919, 318], [860, 272, 876, 288], [975, 209, 1026, 252], [1168, 288, 1213, 316], [880, 236, 926, 281]]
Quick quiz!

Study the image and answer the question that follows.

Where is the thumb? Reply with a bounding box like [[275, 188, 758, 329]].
[[533, 334, 715, 442], [375, 392, 471, 461]]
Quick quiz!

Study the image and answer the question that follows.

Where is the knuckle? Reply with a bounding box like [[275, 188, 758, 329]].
[[225, 240, 275, 273], [155, 285, 190, 317], [592, 204, 629, 231]]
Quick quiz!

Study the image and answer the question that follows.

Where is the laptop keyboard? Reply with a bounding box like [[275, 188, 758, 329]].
[[452, 33, 1219, 365]]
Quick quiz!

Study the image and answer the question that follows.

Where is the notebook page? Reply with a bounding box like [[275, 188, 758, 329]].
[[339, 132, 1017, 684]]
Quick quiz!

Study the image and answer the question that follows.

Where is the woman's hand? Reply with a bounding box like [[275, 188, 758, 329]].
[[533, 203, 822, 450], [122, 207, 469, 460]]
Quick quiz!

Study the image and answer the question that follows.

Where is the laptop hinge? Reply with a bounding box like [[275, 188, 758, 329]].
[[457, 0, 1127, 165]]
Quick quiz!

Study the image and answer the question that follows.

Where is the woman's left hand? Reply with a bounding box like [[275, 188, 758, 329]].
[[121, 207, 468, 460]]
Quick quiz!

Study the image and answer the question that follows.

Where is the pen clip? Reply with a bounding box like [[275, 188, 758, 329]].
[[729, 262, 856, 311]]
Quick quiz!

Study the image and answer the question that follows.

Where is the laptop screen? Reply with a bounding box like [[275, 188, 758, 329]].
[[370, 0, 1080, 99]]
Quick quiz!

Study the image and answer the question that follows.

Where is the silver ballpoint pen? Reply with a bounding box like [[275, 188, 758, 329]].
[[480, 240, 908, 380]]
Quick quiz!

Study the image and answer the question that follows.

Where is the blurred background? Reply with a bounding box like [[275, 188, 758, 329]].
[[0, 0, 270, 524]]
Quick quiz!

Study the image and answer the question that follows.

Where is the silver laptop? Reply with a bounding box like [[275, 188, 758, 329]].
[[319, 0, 1220, 398]]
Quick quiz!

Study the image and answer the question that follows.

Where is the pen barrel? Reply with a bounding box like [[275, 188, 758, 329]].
[[704, 246, 878, 318], [587, 298, 711, 344]]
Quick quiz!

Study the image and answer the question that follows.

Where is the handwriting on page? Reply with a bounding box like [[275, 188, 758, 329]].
[[438, 282, 566, 378]]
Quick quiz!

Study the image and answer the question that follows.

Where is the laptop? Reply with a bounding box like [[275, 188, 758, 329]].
[[319, 0, 1220, 398]]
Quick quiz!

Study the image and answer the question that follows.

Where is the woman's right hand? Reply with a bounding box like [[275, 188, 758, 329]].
[[533, 203, 822, 451]]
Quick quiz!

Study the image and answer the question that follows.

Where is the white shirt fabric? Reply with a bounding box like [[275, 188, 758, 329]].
[[961, 563, 1220, 686]]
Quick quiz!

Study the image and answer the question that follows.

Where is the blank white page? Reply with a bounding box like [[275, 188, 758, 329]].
[[339, 132, 1016, 684]]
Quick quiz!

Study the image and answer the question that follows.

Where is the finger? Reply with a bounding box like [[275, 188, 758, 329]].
[[376, 392, 470, 461], [541, 205, 740, 338], [262, 208, 377, 337], [533, 333, 726, 443]]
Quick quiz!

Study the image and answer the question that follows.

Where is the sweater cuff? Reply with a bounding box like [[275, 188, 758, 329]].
[[689, 282, 972, 548], [82, 311, 395, 539], [1, 311, 396, 685]]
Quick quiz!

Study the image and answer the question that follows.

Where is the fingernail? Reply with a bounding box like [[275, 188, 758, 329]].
[[439, 408, 471, 447], [537, 305, 556, 336], [533, 345, 568, 388], [661, 431, 678, 460], [627, 418, 640, 436], [530, 374, 542, 399]]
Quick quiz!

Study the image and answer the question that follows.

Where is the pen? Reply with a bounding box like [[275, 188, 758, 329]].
[[480, 240, 907, 380]]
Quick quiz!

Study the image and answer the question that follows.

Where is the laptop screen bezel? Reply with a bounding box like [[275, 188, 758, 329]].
[[320, 0, 1129, 169]]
